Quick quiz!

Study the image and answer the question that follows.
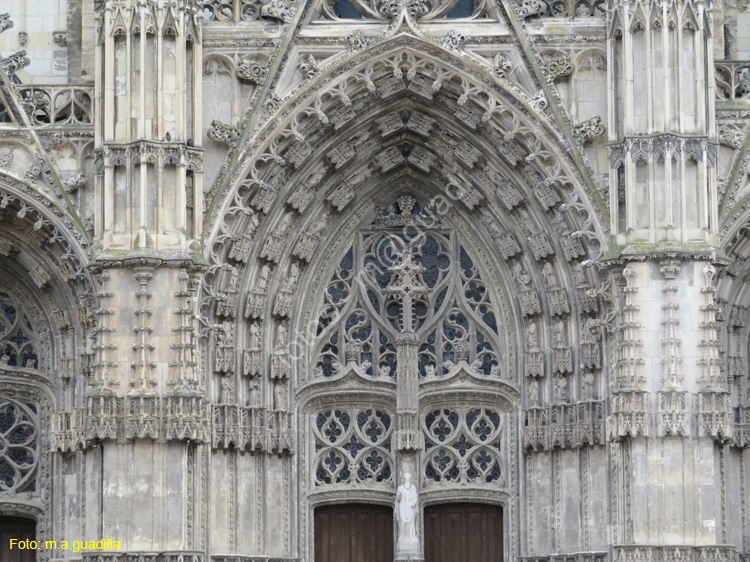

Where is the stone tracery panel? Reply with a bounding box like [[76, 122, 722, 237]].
[[312, 196, 502, 381], [0, 291, 41, 370], [0, 397, 38, 494], [313, 407, 394, 487], [422, 406, 505, 487]]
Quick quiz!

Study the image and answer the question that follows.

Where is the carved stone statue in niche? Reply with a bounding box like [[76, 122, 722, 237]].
[[582, 371, 595, 400], [552, 319, 566, 348], [513, 260, 532, 288], [396, 472, 419, 550], [542, 261, 558, 288], [527, 377, 540, 407], [525, 320, 539, 351], [273, 379, 288, 410], [249, 321, 261, 350]]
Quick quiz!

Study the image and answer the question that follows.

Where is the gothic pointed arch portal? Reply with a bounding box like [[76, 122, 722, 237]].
[[204, 35, 610, 560]]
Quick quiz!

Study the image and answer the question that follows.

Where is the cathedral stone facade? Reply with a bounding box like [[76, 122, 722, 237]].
[[0, 0, 749, 560]]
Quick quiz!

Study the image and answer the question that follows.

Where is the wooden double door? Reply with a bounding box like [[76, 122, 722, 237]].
[[315, 504, 394, 562], [314, 502, 503, 562], [424, 503, 503, 562], [0, 516, 36, 562]]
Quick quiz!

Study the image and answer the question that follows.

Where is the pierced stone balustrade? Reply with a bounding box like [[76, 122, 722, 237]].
[[16, 85, 94, 126]]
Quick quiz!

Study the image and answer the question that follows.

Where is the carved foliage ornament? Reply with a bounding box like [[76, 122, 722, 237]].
[[572, 116, 606, 145], [259, 0, 295, 22], [208, 120, 241, 147], [236, 56, 267, 84], [0, 13, 13, 34], [1, 51, 30, 79]]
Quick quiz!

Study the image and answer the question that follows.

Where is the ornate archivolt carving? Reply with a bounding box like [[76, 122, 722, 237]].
[[204, 39, 608, 261]]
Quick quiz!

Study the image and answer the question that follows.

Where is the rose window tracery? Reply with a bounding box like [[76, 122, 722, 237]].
[[423, 407, 504, 486], [0, 398, 38, 493], [0, 292, 40, 370], [313, 196, 502, 380], [313, 408, 394, 487]]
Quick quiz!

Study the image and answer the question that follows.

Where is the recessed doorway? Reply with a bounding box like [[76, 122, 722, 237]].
[[0, 516, 36, 562], [314, 503, 394, 562]]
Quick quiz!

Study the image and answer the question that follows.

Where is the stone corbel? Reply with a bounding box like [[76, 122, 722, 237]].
[[572, 116, 606, 146], [208, 120, 241, 147], [0, 14, 13, 34], [541, 54, 573, 81], [236, 55, 267, 84]]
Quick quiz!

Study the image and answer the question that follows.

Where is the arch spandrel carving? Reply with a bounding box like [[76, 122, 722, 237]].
[[204, 36, 609, 252]]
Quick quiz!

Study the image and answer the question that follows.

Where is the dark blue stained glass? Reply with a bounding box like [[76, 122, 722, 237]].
[[376, 411, 391, 429], [425, 463, 438, 481], [364, 450, 383, 471], [447, 0, 475, 17], [378, 463, 391, 482], [474, 449, 493, 470], [343, 436, 364, 458], [0, 458, 14, 487], [324, 420, 344, 442], [446, 409, 459, 428], [357, 410, 371, 428], [474, 419, 492, 441], [316, 464, 331, 484], [0, 405, 16, 432], [482, 310, 498, 334], [333, 0, 362, 18], [419, 235, 450, 288], [339, 247, 354, 276], [327, 282, 349, 304], [8, 425, 33, 445], [364, 419, 383, 442], [337, 465, 350, 483], [324, 451, 342, 472], [433, 449, 452, 470], [0, 303, 16, 325], [459, 247, 474, 274], [452, 434, 472, 456], [316, 412, 330, 430], [465, 281, 486, 304], [9, 328, 29, 348], [8, 448, 33, 467]]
